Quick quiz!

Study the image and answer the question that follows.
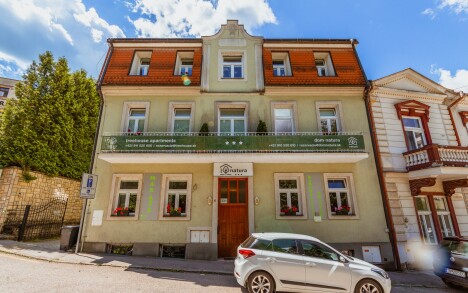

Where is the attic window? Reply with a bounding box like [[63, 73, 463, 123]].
[[129, 51, 152, 76], [175, 51, 194, 76], [314, 52, 335, 77], [272, 52, 292, 76], [222, 55, 243, 78]]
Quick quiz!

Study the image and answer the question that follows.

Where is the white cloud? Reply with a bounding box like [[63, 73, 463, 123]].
[[0, 51, 30, 70], [127, 0, 277, 37], [431, 65, 468, 91], [73, 5, 125, 42], [422, 8, 436, 19], [439, 0, 468, 14]]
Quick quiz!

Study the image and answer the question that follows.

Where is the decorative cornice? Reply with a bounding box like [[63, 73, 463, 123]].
[[101, 86, 201, 96], [443, 179, 468, 197], [372, 87, 447, 103], [409, 177, 436, 196]]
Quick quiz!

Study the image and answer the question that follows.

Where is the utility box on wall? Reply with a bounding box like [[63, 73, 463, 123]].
[[362, 246, 382, 263], [190, 230, 210, 243]]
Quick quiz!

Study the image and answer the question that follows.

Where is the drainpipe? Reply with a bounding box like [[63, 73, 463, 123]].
[[75, 40, 114, 253], [350, 39, 401, 270], [447, 91, 465, 146]]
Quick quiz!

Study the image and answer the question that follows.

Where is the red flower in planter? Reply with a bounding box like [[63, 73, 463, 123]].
[[177, 207, 182, 213], [167, 204, 171, 214]]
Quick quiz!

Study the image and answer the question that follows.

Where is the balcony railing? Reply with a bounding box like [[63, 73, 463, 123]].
[[100, 132, 365, 153], [404, 144, 468, 171]]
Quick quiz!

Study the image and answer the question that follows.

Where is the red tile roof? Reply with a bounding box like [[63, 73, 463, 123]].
[[102, 48, 202, 86], [263, 48, 366, 86]]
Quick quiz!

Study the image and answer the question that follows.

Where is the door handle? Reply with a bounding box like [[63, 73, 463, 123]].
[[305, 262, 316, 267]]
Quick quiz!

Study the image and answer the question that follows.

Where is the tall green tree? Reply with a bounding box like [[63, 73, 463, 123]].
[[0, 51, 100, 179]]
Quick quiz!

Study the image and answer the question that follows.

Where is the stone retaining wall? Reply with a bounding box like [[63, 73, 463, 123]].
[[0, 167, 82, 230]]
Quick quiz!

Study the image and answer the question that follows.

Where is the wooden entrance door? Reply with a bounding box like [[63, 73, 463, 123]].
[[218, 178, 249, 258]]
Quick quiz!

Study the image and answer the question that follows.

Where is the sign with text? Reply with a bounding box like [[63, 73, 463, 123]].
[[214, 162, 253, 177], [101, 134, 365, 153], [80, 173, 98, 199]]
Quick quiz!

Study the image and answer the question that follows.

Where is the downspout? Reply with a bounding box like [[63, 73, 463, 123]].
[[351, 39, 401, 270], [76, 40, 114, 253], [447, 91, 465, 146]]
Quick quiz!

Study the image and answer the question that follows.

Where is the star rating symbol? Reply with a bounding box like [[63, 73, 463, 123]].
[[232, 141, 236, 145], [239, 141, 243, 145], [225, 141, 229, 145]]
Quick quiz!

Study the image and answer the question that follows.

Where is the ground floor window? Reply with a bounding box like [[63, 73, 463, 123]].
[[274, 173, 307, 219], [324, 173, 358, 218], [160, 174, 192, 220], [109, 174, 142, 219], [415, 195, 456, 244]]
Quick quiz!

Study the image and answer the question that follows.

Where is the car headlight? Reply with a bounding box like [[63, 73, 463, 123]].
[[372, 268, 389, 279]]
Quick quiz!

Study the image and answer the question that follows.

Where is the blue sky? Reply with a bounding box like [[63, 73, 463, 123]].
[[0, 0, 467, 91]]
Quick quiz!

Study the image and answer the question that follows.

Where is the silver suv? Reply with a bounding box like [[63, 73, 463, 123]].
[[234, 233, 391, 293]]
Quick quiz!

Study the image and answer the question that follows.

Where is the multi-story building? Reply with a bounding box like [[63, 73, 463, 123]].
[[81, 21, 393, 268], [368, 68, 468, 268], [0, 77, 19, 113]]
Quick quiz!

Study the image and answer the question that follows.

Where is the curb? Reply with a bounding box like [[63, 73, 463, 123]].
[[0, 249, 232, 276]]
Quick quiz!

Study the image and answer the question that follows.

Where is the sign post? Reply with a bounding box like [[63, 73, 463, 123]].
[[75, 173, 98, 253]]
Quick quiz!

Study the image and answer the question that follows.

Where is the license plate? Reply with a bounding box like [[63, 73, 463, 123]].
[[446, 268, 466, 278]]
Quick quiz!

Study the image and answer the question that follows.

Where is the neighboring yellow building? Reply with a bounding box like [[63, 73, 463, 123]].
[[81, 21, 393, 268]]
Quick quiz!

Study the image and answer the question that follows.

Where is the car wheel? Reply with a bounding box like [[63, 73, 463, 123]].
[[247, 271, 275, 293], [354, 279, 383, 293]]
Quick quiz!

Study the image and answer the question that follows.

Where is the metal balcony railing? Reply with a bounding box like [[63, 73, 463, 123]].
[[404, 144, 468, 171], [100, 132, 365, 153]]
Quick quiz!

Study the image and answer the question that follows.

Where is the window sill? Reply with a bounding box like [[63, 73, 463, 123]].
[[107, 215, 138, 221], [328, 214, 359, 220], [277, 214, 307, 220], [221, 77, 245, 80], [160, 214, 190, 221]]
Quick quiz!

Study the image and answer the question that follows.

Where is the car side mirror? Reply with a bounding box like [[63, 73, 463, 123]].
[[339, 255, 348, 263]]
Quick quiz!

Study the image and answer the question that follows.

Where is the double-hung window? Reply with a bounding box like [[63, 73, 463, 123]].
[[274, 108, 294, 133], [403, 117, 426, 150], [274, 173, 306, 218], [173, 109, 191, 133], [319, 108, 339, 133], [223, 56, 243, 78], [434, 196, 455, 238], [415, 196, 437, 244], [324, 173, 358, 218], [219, 108, 246, 135], [109, 174, 142, 219], [127, 109, 146, 133], [160, 174, 192, 219]]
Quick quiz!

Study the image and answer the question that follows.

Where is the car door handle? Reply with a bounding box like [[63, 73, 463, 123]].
[[266, 257, 276, 263], [305, 262, 316, 267]]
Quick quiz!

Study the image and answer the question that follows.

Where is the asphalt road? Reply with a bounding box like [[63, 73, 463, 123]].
[[0, 253, 463, 293]]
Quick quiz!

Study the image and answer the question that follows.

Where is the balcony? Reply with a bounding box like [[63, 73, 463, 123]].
[[98, 132, 368, 164], [404, 144, 468, 171]]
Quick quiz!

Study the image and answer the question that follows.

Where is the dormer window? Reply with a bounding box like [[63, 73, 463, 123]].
[[129, 51, 152, 76], [174, 51, 194, 76], [314, 52, 335, 77], [272, 52, 292, 76], [223, 55, 243, 78]]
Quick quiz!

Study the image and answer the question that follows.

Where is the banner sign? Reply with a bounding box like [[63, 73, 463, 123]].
[[101, 134, 365, 153]]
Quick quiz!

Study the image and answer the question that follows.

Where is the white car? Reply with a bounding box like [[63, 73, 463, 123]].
[[234, 233, 391, 293]]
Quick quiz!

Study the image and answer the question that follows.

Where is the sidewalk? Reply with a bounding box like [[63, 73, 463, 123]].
[[0, 239, 449, 289]]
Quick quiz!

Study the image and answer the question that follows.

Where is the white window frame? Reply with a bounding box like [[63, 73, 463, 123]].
[[324, 173, 359, 219], [415, 196, 438, 245], [274, 173, 307, 220], [107, 174, 143, 221], [315, 101, 344, 133], [402, 116, 427, 150], [216, 102, 248, 135], [120, 102, 150, 133], [167, 102, 195, 133], [218, 50, 247, 81], [272, 52, 292, 77], [313, 52, 336, 77], [159, 174, 192, 221], [271, 101, 297, 134], [433, 196, 455, 238], [129, 51, 152, 76], [174, 51, 194, 76]]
